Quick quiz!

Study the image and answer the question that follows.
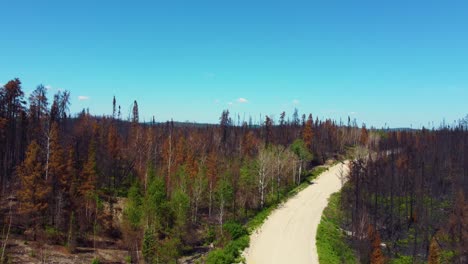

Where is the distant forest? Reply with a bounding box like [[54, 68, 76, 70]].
[[0, 78, 368, 262]]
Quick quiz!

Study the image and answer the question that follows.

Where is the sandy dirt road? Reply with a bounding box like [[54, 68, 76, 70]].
[[244, 161, 349, 264]]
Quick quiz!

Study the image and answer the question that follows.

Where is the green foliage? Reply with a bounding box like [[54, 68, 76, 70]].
[[142, 228, 157, 264], [440, 250, 455, 264], [142, 228, 180, 264], [176, 165, 189, 192], [171, 186, 190, 237], [141, 172, 186, 263], [245, 204, 276, 232], [205, 236, 250, 264], [145, 175, 168, 229], [290, 139, 313, 161], [389, 255, 413, 264], [206, 249, 231, 264], [316, 192, 357, 264], [146, 161, 157, 182], [308, 166, 328, 181], [223, 221, 248, 240], [224, 235, 249, 259], [91, 258, 100, 264], [205, 224, 216, 244], [156, 237, 180, 264], [215, 174, 234, 205], [239, 159, 256, 196], [123, 181, 143, 229]]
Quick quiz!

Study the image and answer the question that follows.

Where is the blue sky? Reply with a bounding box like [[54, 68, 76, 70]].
[[1, 0, 467, 128]]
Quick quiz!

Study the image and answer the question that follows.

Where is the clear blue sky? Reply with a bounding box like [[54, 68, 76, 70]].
[[1, 0, 467, 128]]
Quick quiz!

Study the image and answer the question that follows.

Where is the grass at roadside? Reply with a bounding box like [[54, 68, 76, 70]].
[[204, 164, 336, 263], [316, 192, 357, 264]]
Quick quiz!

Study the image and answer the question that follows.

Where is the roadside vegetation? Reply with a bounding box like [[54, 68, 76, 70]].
[[317, 191, 357, 264], [205, 164, 338, 263]]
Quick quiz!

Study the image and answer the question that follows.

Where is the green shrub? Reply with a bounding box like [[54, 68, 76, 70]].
[[440, 250, 455, 263], [205, 235, 250, 264], [225, 236, 249, 259], [246, 205, 276, 232], [206, 249, 232, 264], [223, 221, 247, 240]]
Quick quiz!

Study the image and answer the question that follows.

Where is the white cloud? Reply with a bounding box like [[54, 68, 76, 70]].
[[348, 112, 357, 115], [237, 98, 248, 103], [227, 102, 233, 106], [214, 99, 220, 104], [292, 99, 300, 105], [78, 96, 90, 101], [45, 85, 52, 90]]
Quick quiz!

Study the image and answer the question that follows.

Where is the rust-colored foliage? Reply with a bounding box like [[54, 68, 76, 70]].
[[368, 225, 385, 264], [242, 131, 258, 157], [17, 140, 50, 215], [17, 140, 50, 240], [360, 125, 369, 146], [447, 190, 468, 260], [428, 236, 440, 264], [302, 114, 313, 149]]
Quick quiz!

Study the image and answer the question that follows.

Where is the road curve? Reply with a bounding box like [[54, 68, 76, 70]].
[[244, 161, 349, 264]]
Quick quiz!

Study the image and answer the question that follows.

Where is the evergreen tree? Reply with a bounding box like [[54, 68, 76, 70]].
[[132, 100, 139, 123], [78, 138, 98, 228], [47, 122, 67, 227], [122, 181, 144, 262], [170, 185, 190, 242], [428, 237, 440, 264], [145, 175, 168, 230], [17, 140, 50, 240], [215, 174, 234, 234]]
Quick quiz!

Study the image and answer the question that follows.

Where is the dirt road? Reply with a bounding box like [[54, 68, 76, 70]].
[[244, 161, 349, 264]]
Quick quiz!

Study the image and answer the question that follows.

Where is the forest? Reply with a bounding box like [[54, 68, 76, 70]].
[[0, 78, 365, 263], [1, 78, 466, 264], [342, 123, 468, 263]]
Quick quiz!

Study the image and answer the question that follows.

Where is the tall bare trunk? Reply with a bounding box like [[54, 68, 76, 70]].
[[209, 181, 213, 218], [1, 203, 12, 262]]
